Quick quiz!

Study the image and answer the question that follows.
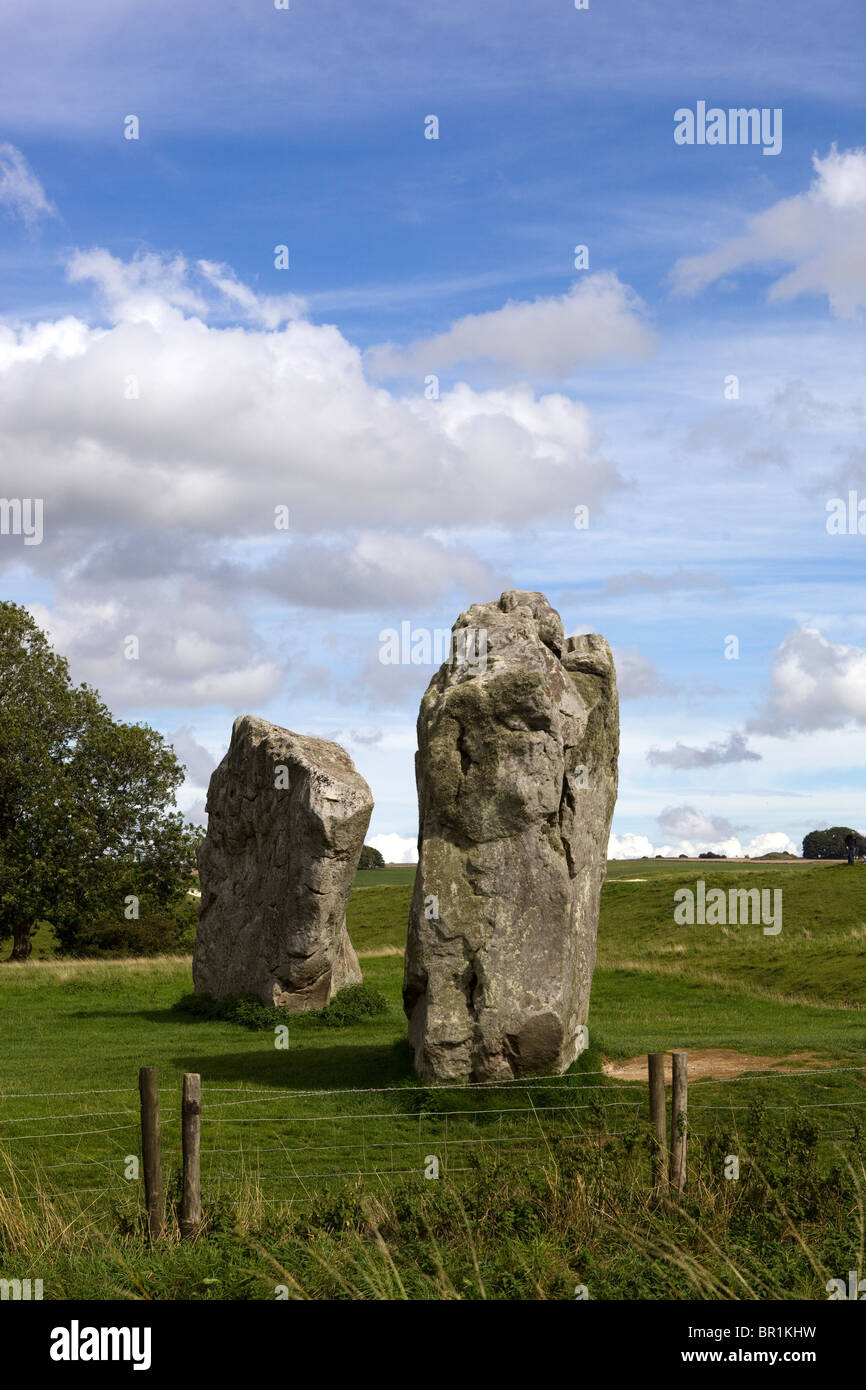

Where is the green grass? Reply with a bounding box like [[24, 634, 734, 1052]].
[[346, 873, 413, 953], [1, 859, 865, 1299], [353, 865, 416, 887], [4, 1131, 863, 1301], [599, 860, 866, 1007]]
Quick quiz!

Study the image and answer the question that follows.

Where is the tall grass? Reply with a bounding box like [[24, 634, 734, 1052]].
[[1, 1113, 861, 1300]]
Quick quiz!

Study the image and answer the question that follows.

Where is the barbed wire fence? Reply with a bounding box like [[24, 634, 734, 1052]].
[[1, 1060, 864, 1219]]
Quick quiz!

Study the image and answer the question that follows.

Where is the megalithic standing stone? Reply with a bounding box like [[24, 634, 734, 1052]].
[[194, 715, 372, 1009], [403, 591, 619, 1081]]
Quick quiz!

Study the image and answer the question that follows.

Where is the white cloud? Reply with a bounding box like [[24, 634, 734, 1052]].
[[179, 797, 208, 829], [368, 832, 417, 864], [0, 248, 629, 707], [607, 832, 657, 859], [0, 316, 91, 367], [367, 273, 655, 379], [647, 730, 761, 769], [671, 145, 866, 317], [0, 249, 621, 541], [67, 248, 208, 327], [747, 832, 799, 857], [749, 626, 866, 734], [256, 532, 500, 610], [0, 142, 56, 225], [657, 804, 735, 840], [814, 146, 866, 207], [167, 725, 218, 786], [608, 829, 798, 859], [346, 728, 383, 747], [27, 591, 285, 710], [196, 258, 306, 329]]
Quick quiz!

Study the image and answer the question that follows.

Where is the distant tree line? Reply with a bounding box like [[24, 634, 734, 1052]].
[[358, 845, 385, 870]]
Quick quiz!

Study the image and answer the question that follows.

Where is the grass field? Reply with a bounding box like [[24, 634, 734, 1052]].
[[1, 859, 864, 1299]]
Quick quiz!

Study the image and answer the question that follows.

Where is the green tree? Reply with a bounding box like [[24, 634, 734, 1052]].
[[802, 826, 866, 859], [0, 602, 200, 959], [358, 844, 386, 870]]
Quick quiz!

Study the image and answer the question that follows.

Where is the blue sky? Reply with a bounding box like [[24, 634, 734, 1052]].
[[1, 0, 864, 859]]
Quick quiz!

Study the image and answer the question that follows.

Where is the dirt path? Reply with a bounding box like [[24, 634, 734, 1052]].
[[603, 1049, 845, 1082]]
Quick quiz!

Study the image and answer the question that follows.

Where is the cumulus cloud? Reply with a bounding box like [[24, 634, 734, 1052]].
[[67, 249, 304, 329], [0, 249, 621, 540], [257, 533, 500, 610], [367, 273, 655, 379], [167, 725, 219, 785], [657, 805, 735, 840], [368, 833, 417, 864], [671, 145, 866, 316], [647, 730, 762, 769], [607, 832, 658, 860], [748, 626, 866, 734], [608, 829, 798, 859], [0, 247, 629, 707], [747, 832, 800, 857], [27, 586, 285, 710], [67, 247, 199, 318], [0, 142, 56, 225]]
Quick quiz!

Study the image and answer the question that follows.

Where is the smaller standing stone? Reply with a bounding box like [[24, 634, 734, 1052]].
[[193, 716, 372, 1009]]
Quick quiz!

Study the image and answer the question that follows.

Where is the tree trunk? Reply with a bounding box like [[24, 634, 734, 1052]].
[[10, 922, 33, 961]]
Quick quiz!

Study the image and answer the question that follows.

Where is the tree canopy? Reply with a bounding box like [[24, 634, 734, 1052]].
[[0, 602, 200, 958], [358, 844, 386, 870], [803, 826, 866, 859]]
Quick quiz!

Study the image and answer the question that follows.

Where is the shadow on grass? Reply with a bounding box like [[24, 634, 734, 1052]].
[[71, 1008, 217, 1025], [169, 1038, 417, 1091]]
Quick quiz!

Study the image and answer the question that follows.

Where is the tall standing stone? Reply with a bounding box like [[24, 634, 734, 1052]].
[[403, 591, 619, 1081], [194, 715, 372, 1009]]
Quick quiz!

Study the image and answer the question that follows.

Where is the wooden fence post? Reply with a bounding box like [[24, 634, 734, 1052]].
[[138, 1065, 164, 1239], [647, 1053, 668, 1192], [180, 1072, 202, 1239], [669, 1050, 688, 1195]]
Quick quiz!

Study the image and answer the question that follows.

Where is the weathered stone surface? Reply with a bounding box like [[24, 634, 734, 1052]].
[[194, 715, 372, 1009], [403, 590, 619, 1081]]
